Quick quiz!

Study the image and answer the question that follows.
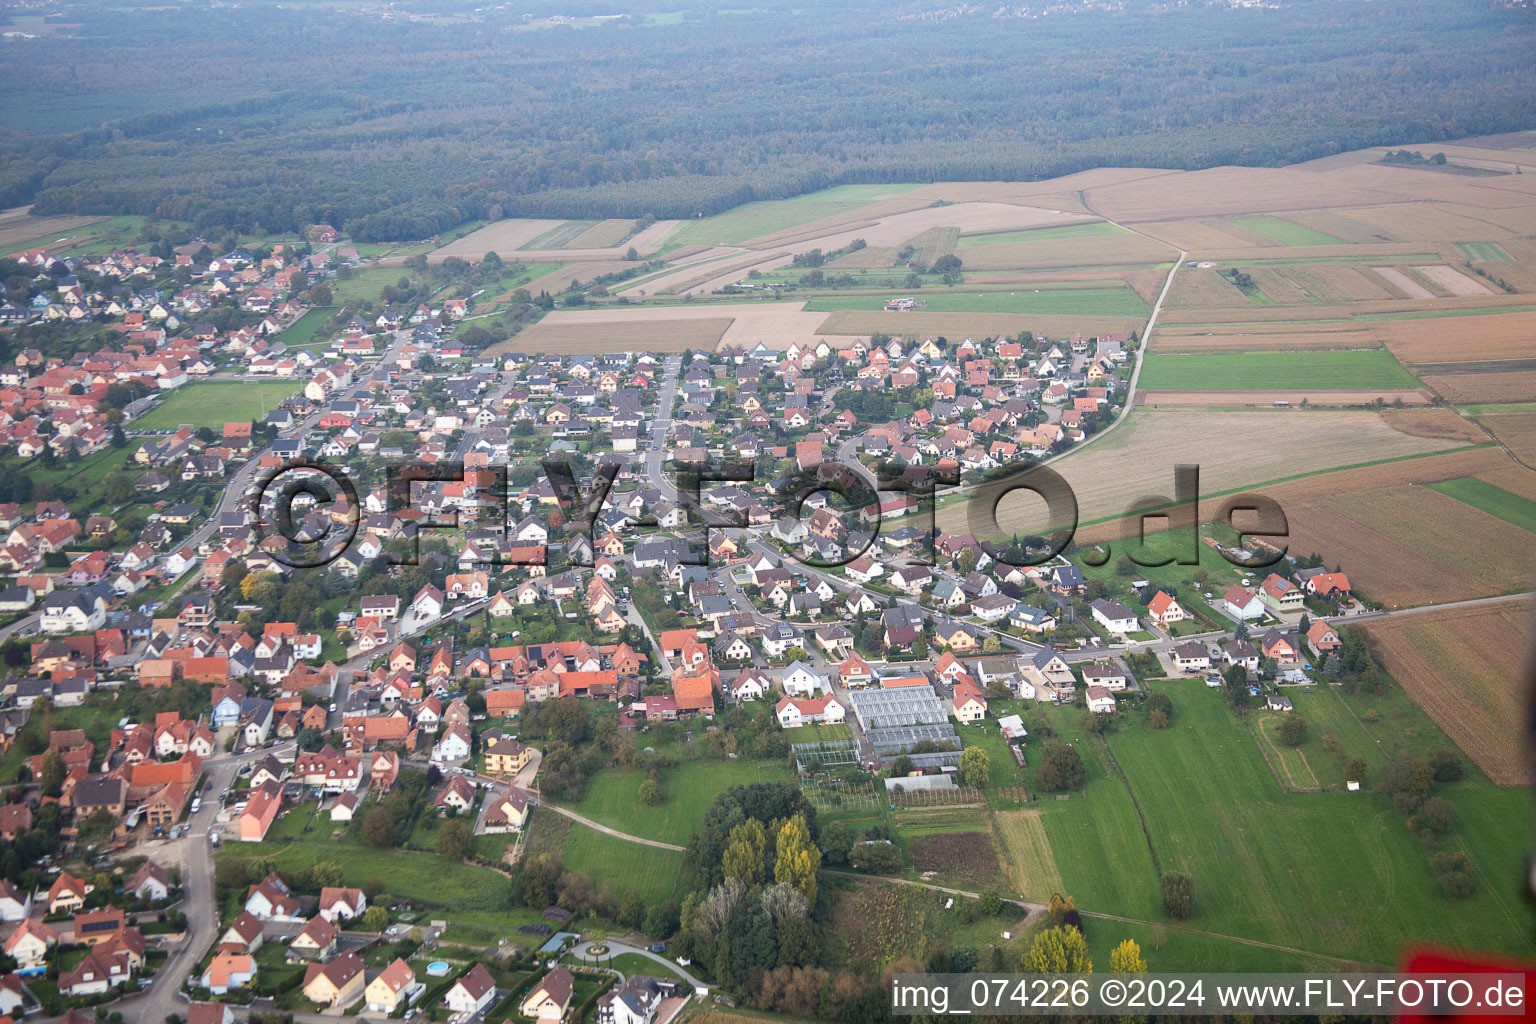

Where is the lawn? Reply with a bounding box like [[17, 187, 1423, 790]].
[[329, 266, 406, 305], [0, 439, 142, 514], [556, 757, 791, 846], [1058, 681, 1536, 966], [134, 380, 300, 430], [803, 286, 1148, 318], [779, 722, 852, 743], [1137, 350, 1420, 391], [1426, 477, 1536, 533], [956, 221, 1130, 248], [217, 839, 513, 912], [1227, 216, 1345, 247], [561, 822, 686, 904], [951, 717, 1023, 790], [277, 306, 338, 348], [602, 952, 683, 981]]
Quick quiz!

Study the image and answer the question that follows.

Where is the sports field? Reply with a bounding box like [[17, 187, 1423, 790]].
[[133, 381, 300, 430], [803, 286, 1148, 317], [1137, 350, 1420, 391]]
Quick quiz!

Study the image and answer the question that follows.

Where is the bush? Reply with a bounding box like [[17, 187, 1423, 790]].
[[1035, 742, 1086, 792], [1429, 747, 1464, 783], [1160, 872, 1194, 920], [1277, 715, 1308, 747]]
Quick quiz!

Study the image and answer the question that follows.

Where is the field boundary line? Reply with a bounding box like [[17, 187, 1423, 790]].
[[1089, 733, 1163, 874]]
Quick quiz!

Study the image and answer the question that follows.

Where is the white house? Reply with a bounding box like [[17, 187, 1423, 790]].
[[1085, 686, 1117, 714], [1221, 585, 1265, 621], [1089, 599, 1138, 635], [445, 964, 498, 1016], [780, 660, 827, 697], [775, 694, 845, 728], [432, 724, 472, 763]]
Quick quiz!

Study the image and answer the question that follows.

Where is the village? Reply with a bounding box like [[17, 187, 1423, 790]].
[[0, 225, 1406, 1024]]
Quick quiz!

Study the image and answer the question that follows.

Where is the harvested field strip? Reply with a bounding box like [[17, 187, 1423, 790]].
[[992, 808, 1065, 903], [520, 220, 596, 250], [567, 219, 638, 249], [1381, 311, 1536, 364], [1456, 242, 1513, 261], [1410, 358, 1536, 375], [1138, 350, 1419, 391], [1418, 264, 1494, 297], [1139, 389, 1429, 408], [942, 408, 1468, 536], [1154, 324, 1380, 353], [804, 287, 1147, 318], [1365, 602, 1534, 785], [956, 221, 1128, 247], [1160, 296, 1536, 326], [1227, 216, 1344, 247], [815, 309, 1146, 340], [499, 316, 731, 355], [1067, 443, 1512, 544], [1380, 409, 1488, 444], [1421, 370, 1536, 405], [1425, 477, 1536, 532], [1479, 413, 1536, 465]]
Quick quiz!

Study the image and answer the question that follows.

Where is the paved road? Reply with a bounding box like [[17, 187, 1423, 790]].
[[642, 355, 683, 504], [99, 743, 293, 1024]]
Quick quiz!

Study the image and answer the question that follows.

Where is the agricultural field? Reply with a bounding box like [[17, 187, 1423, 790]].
[[663, 186, 922, 248], [1425, 476, 1536, 532], [1421, 369, 1536, 405], [803, 286, 1148, 318], [991, 809, 1064, 904], [506, 315, 731, 355], [1365, 601, 1534, 786], [895, 808, 1006, 890], [956, 220, 1129, 248], [1380, 408, 1488, 444], [500, 299, 831, 354], [1153, 322, 1383, 353], [1227, 216, 1345, 247], [1213, 449, 1535, 607], [133, 381, 300, 430], [1479, 412, 1536, 464], [1417, 264, 1495, 297], [1456, 242, 1513, 261], [1137, 350, 1420, 391], [814, 309, 1146, 343], [946, 406, 1469, 539], [1382, 310, 1536, 364], [0, 208, 107, 251]]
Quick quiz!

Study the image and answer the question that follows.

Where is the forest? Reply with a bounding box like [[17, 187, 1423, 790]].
[[0, 0, 1533, 240]]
